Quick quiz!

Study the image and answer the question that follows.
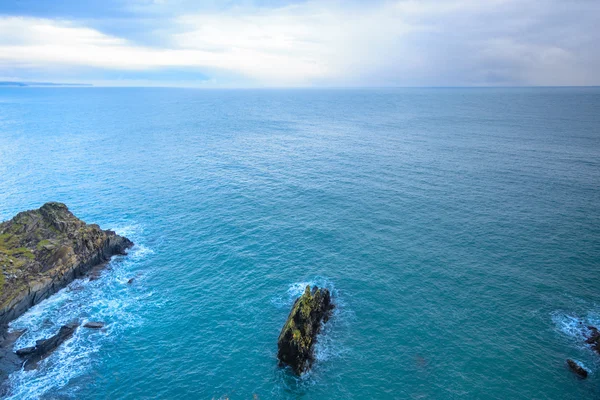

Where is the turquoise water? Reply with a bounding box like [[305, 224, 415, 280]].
[[0, 87, 599, 399]]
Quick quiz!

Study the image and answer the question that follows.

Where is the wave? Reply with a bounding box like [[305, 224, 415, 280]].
[[271, 276, 340, 309], [551, 311, 600, 343], [112, 223, 144, 239], [5, 223, 155, 400]]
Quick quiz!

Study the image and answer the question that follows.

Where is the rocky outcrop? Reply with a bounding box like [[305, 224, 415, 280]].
[[0, 329, 27, 383], [566, 359, 588, 378], [16, 323, 79, 370], [277, 285, 334, 375], [585, 326, 600, 354], [0, 202, 133, 327], [83, 321, 104, 329]]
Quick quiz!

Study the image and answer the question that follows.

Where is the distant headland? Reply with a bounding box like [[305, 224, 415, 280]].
[[0, 81, 92, 87]]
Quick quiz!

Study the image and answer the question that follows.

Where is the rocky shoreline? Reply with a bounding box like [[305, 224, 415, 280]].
[[0, 202, 133, 383]]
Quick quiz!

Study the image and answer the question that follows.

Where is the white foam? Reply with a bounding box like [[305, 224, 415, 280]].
[[111, 223, 143, 239], [551, 311, 600, 342], [287, 282, 311, 297], [271, 276, 340, 309], [313, 327, 342, 362], [287, 277, 337, 297]]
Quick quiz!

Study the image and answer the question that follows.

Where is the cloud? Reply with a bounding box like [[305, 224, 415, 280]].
[[0, 15, 328, 85], [0, 0, 598, 86]]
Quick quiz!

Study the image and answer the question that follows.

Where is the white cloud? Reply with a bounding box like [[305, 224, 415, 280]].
[[0, 16, 328, 84], [0, 0, 598, 86]]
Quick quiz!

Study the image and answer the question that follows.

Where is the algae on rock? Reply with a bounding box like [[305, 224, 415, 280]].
[[277, 285, 334, 374]]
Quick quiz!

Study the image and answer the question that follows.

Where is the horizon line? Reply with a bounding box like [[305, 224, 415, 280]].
[[1, 83, 599, 90]]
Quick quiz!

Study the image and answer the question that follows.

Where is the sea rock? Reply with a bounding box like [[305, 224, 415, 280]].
[[277, 285, 334, 374], [16, 322, 79, 370], [0, 328, 27, 382], [0, 202, 133, 326], [127, 278, 135, 284], [585, 326, 600, 355], [566, 359, 588, 378], [14, 346, 36, 357], [83, 322, 104, 329]]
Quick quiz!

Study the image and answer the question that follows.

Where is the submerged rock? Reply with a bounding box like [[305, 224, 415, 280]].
[[566, 359, 588, 378], [83, 321, 104, 329], [277, 285, 334, 375], [16, 322, 79, 370], [585, 326, 600, 355], [0, 202, 133, 326]]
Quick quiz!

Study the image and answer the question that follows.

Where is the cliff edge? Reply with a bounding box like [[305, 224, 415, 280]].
[[0, 202, 133, 327]]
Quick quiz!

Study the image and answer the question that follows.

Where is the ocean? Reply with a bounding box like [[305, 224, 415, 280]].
[[0, 87, 599, 399]]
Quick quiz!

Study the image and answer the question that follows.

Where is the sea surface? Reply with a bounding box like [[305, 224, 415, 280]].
[[0, 87, 599, 399]]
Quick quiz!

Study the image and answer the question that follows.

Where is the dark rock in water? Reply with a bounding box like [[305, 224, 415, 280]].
[[15, 346, 36, 357], [0, 202, 133, 327], [0, 328, 27, 382], [16, 322, 79, 370], [277, 285, 334, 375], [83, 321, 104, 329], [127, 278, 135, 284], [566, 359, 588, 378], [585, 326, 600, 355]]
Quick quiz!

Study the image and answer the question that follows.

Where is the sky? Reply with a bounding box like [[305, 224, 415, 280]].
[[0, 0, 598, 87]]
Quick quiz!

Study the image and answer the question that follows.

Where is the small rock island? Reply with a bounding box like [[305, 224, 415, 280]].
[[566, 359, 588, 379], [0, 202, 133, 327], [277, 285, 334, 375]]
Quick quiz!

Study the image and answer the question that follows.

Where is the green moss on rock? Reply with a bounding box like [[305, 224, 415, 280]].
[[36, 239, 51, 250], [277, 285, 334, 374]]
